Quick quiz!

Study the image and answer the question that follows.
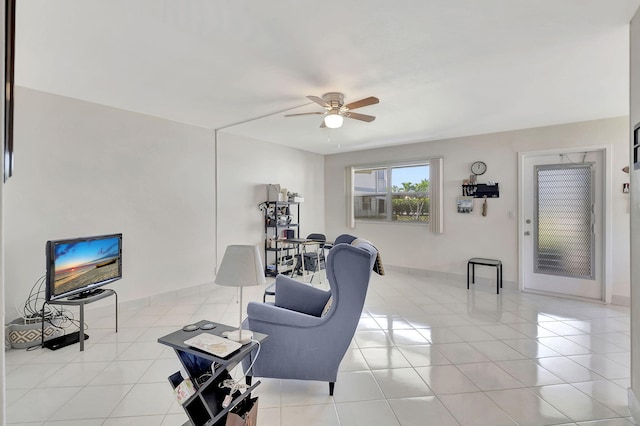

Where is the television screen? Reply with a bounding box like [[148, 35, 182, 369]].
[[46, 233, 122, 301]]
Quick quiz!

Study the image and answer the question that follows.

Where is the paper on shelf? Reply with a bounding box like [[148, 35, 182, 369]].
[[174, 378, 196, 404], [184, 333, 242, 358]]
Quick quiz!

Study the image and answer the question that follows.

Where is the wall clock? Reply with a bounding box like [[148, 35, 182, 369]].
[[471, 161, 487, 175]]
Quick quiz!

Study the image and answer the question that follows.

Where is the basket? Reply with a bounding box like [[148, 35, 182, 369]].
[[5, 317, 62, 349]]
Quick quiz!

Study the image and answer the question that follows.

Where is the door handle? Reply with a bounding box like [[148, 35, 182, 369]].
[[524, 231, 531, 236]]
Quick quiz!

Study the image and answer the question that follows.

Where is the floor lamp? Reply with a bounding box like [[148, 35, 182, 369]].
[[215, 245, 266, 344]]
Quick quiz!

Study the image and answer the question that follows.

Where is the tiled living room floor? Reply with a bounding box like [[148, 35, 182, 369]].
[[4, 268, 634, 425]]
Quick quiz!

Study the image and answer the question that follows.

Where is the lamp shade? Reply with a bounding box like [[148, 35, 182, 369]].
[[324, 112, 344, 129], [215, 245, 266, 287]]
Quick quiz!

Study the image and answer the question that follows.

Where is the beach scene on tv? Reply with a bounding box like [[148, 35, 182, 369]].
[[54, 237, 121, 296]]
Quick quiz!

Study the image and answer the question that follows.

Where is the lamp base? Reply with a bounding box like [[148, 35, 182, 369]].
[[223, 329, 253, 345]]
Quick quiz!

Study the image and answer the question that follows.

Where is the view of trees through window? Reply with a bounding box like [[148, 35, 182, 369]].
[[354, 163, 429, 223]]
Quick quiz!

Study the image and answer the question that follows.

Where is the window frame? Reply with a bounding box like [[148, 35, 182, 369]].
[[352, 159, 431, 225]]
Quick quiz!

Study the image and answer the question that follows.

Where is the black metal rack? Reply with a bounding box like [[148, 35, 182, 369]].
[[263, 201, 300, 276]]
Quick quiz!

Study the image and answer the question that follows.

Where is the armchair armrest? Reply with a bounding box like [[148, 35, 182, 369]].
[[247, 301, 324, 328], [274, 275, 331, 317]]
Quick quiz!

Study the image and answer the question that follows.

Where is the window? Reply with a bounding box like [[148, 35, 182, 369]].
[[354, 168, 388, 220], [354, 162, 430, 223]]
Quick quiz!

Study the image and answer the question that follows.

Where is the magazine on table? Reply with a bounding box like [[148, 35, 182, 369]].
[[184, 333, 242, 358]]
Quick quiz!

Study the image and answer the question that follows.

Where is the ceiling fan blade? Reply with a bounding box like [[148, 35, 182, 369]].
[[344, 96, 379, 110], [307, 95, 329, 108], [285, 112, 324, 117], [346, 112, 376, 122]]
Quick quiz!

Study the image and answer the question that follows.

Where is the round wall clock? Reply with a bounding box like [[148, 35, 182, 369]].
[[471, 161, 487, 175]]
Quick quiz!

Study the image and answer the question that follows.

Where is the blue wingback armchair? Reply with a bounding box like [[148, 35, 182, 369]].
[[242, 235, 377, 395]]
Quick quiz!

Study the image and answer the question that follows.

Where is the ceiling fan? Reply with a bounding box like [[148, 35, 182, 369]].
[[285, 92, 379, 128]]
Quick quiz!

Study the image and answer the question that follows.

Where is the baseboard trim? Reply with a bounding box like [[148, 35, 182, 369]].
[[385, 265, 628, 304], [612, 294, 631, 307], [383, 264, 517, 289], [629, 388, 640, 423], [83, 267, 629, 316], [85, 281, 216, 315]]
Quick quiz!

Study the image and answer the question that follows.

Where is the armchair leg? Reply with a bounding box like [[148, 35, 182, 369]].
[[329, 382, 335, 396], [246, 376, 253, 386]]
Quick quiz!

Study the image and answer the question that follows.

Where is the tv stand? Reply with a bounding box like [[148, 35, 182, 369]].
[[41, 288, 118, 351], [67, 288, 105, 300]]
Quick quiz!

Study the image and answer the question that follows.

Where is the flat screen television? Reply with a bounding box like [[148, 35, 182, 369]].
[[45, 233, 122, 301]]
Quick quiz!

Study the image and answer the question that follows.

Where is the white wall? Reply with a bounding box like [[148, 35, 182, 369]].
[[3, 88, 216, 320], [629, 7, 640, 421], [325, 117, 630, 300], [2, 89, 326, 321], [216, 131, 324, 270]]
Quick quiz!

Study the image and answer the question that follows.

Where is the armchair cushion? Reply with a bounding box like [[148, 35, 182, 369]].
[[274, 274, 331, 317], [246, 301, 324, 328]]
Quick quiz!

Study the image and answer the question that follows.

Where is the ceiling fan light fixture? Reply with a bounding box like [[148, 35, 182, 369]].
[[286, 92, 378, 128], [324, 112, 344, 129]]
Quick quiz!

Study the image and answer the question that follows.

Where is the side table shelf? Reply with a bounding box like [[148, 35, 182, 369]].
[[170, 373, 260, 426], [158, 320, 267, 426]]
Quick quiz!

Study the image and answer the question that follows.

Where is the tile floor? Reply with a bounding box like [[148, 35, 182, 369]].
[[4, 269, 635, 425]]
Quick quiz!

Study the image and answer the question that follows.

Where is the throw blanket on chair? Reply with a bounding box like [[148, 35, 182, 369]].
[[351, 238, 385, 275]]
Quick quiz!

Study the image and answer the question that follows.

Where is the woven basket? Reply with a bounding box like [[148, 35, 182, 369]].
[[5, 318, 62, 349]]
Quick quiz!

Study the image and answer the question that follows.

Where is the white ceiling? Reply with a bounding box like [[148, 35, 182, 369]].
[[15, 0, 640, 154]]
